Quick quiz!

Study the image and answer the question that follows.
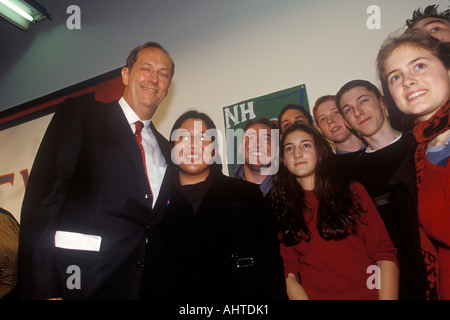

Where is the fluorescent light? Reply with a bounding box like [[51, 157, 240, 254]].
[[0, 0, 33, 21], [0, 0, 51, 31]]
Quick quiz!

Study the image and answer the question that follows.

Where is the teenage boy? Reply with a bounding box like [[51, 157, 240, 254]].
[[336, 79, 428, 300], [406, 4, 450, 42], [313, 95, 365, 162]]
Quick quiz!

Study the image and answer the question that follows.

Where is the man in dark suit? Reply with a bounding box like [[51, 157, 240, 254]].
[[18, 42, 175, 299]]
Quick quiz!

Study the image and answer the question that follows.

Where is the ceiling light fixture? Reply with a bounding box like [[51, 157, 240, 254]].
[[0, 0, 51, 31]]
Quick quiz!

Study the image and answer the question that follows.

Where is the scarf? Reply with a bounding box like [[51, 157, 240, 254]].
[[413, 100, 450, 188]]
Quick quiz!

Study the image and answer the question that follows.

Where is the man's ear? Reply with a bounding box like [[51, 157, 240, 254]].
[[121, 67, 130, 86]]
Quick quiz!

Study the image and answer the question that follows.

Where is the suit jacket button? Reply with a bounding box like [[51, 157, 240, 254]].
[[137, 261, 145, 268]]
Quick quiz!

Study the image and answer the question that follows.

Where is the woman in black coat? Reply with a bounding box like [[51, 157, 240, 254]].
[[154, 110, 286, 300]]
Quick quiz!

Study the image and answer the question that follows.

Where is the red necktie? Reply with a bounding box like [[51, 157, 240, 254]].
[[134, 121, 153, 199]]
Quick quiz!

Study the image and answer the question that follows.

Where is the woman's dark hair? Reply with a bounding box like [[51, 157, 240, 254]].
[[269, 123, 365, 246], [278, 104, 314, 129], [169, 109, 222, 173]]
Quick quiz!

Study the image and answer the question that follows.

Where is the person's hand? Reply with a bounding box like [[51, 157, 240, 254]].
[[285, 273, 309, 300]]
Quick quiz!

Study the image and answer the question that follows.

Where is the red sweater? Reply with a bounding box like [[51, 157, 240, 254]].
[[418, 158, 450, 299], [280, 182, 398, 300]]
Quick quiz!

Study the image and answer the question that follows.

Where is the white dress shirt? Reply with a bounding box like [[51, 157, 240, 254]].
[[118, 97, 167, 207]]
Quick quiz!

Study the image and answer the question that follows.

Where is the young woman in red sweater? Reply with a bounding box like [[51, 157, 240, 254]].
[[269, 123, 399, 299], [377, 30, 450, 299]]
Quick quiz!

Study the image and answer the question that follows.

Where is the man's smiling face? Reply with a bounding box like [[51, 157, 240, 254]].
[[122, 47, 173, 120]]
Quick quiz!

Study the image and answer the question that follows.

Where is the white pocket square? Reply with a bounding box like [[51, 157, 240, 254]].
[[55, 231, 102, 252]]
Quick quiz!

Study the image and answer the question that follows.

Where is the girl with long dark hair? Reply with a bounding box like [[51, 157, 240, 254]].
[[270, 123, 399, 299]]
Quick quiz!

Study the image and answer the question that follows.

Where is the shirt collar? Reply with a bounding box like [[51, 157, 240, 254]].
[[118, 97, 152, 127], [232, 164, 245, 180], [365, 133, 402, 153]]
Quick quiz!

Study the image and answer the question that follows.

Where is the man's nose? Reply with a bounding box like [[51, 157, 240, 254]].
[[354, 106, 364, 117], [147, 71, 158, 83]]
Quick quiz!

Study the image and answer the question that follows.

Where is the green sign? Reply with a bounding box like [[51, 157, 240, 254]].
[[222, 84, 309, 174]]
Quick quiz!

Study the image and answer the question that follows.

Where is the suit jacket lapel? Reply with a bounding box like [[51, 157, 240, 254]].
[[104, 101, 174, 216], [149, 122, 172, 216], [151, 165, 175, 226], [150, 121, 171, 164], [104, 101, 151, 192]]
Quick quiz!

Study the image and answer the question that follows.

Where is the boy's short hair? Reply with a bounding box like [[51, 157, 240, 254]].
[[312, 95, 336, 121], [335, 80, 382, 112], [406, 4, 450, 29], [243, 117, 278, 132]]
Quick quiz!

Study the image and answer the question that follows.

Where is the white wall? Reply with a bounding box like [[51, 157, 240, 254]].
[[1, 0, 447, 220], [1, 0, 447, 138]]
